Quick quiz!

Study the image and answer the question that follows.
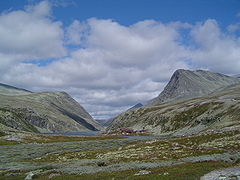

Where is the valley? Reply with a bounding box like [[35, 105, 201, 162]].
[[0, 69, 240, 179], [0, 128, 240, 179]]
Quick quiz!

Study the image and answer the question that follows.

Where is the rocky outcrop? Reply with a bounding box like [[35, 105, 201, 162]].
[[0, 108, 40, 133], [147, 69, 240, 106]]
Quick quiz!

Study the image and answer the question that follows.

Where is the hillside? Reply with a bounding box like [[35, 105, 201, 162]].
[[0, 84, 102, 133], [147, 69, 240, 106], [0, 83, 32, 95], [107, 70, 240, 136]]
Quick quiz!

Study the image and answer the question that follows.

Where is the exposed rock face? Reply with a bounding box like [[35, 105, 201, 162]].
[[147, 69, 240, 106], [0, 84, 102, 133], [0, 108, 40, 133], [107, 70, 240, 136]]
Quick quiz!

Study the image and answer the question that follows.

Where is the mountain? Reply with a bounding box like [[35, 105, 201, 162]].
[[0, 83, 32, 95], [107, 83, 240, 136], [147, 69, 240, 106], [0, 84, 102, 133], [95, 118, 114, 127], [96, 103, 144, 127], [107, 69, 240, 136]]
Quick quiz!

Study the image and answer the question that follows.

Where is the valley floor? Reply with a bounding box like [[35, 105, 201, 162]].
[[0, 129, 240, 180]]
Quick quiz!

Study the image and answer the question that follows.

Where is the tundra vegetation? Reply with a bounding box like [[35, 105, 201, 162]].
[[0, 128, 240, 179]]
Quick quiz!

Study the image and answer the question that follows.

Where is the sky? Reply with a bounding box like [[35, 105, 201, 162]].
[[0, 0, 240, 119]]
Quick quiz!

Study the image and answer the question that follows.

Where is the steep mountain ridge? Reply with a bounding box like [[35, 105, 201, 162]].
[[147, 69, 240, 106], [0, 85, 102, 133]]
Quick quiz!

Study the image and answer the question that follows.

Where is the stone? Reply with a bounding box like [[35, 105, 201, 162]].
[[134, 170, 151, 176], [25, 172, 35, 180]]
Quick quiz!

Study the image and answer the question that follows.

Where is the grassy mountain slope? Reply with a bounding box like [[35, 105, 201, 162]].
[[0, 84, 102, 133], [0, 83, 32, 95]]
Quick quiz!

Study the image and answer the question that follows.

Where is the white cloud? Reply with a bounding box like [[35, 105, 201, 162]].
[[0, 0, 66, 61], [190, 19, 240, 74], [227, 23, 240, 33]]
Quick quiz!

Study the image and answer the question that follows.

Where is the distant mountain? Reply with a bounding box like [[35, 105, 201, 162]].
[[0, 83, 32, 95], [97, 103, 143, 127], [107, 69, 240, 136], [96, 118, 114, 127], [0, 84, 102, 133], [147, 69, 240, 106]]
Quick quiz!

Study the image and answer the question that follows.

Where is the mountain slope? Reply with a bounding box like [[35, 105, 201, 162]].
[[107, 69, 240, 136], [0, 83, 32, 95], [0, 85, 102, 133], [147, 69, 240, 106]]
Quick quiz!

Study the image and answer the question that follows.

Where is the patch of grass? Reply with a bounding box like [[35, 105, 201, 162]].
[[29, 130, 240, 166], [173, 130, 240, 146], [0, 170, 27, 180], [0, 139, 20, 145], [34, 161, 233, 180], [0, 133, 123, 146], [170, 103, 213, 130], [95, 139, 223, 164], [147, 161, 233, 180], [27, 134, 124, 144], [94, 130, 240, 164]]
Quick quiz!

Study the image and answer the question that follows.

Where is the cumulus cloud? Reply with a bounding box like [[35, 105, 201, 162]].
[[0, 0, 66, 62], [190, 19, 240, 74], [227, 23, 240, 33], [0, 1, 240, 119]]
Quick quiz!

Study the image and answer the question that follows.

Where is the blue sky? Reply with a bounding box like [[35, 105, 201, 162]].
[[0, 0, 240, 119], [1, 0, 239, 27]]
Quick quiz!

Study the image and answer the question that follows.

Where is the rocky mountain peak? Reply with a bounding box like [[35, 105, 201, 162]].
[[147, 69, 240, 106]]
